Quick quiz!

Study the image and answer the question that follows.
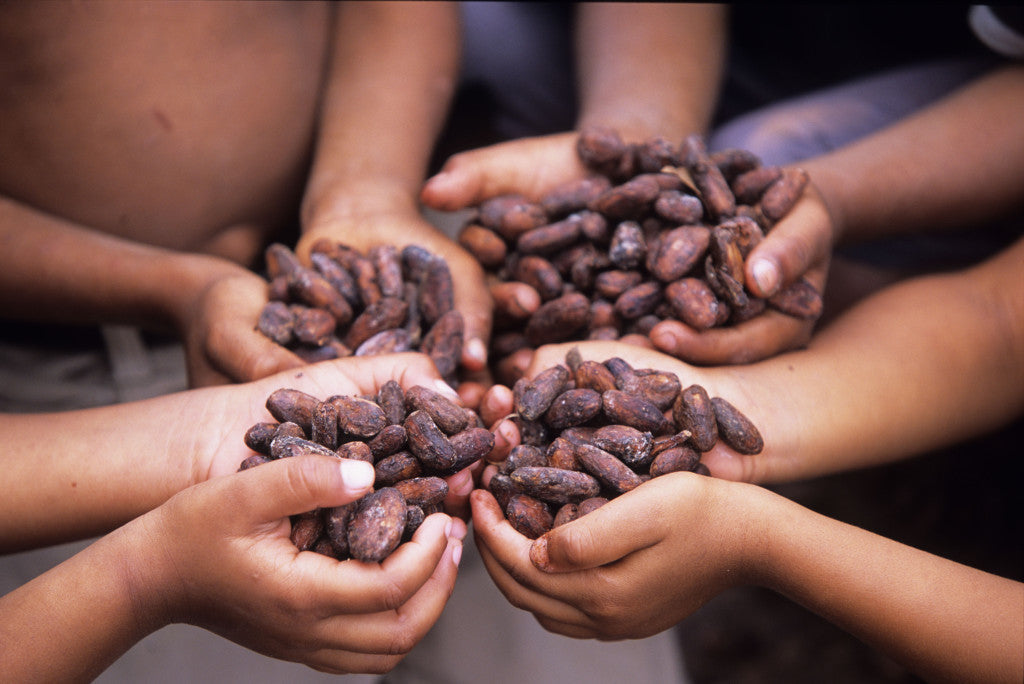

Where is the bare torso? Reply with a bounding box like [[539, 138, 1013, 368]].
[[0, 1, 334, 265]]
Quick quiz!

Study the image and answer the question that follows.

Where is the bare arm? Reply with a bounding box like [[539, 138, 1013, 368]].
[[298, 1, 490, 369], [526, 235, 1024, 483], [0, 455, 463, 679], [473, 472, 1023, 684]]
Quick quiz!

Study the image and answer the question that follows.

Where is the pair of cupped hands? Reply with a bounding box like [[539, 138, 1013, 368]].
[[157, 131, 833, 672]]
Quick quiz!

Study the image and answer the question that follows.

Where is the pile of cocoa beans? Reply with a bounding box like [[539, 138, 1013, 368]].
[[457, 127, 823, 380], [489, 348, 762, 539], [238, 383, 493, 562], [256, 239, 464, 384]]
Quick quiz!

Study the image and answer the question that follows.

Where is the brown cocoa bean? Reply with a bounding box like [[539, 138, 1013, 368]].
[[394, 476, 449, 508], [376, 380, 406, 426], [525, 292, 590, 346], [336, 440, 374, 463], [270, 435, 338, 460], [324, 502, 356, 558], [513, 255, 565, 301], [420, 309, 464, 380], [577, 126, 628, 176], [710, 147, 762, 180], [488, 472, 520, 512], [594, 270, 643, 301], [257, 301, 295, 346], [591, 424, 654, 468], [347, 487, 408, 563], [544, 388, 603, 429], [577, 496, 609, 516], [711, 396, 764, 455], [244, 422, 280, 456], [266, 388, 320, 432], [458, 224, 507, 268], [760, 167, 809, 222], [614, 281, 662, 320], [589, 175, 662, 219], [653, 189, 705, 224], [732, 165, 784, 204], [681, 134, 736, 221], [602, 389, 669, 434], [546, 437, 582, 471], [516, 216, 583, 255], [608, 220, 647, 269], [343, 297, 408, 350], [540, 176, 613, 217], [405, 385, 469, 435], [768, 278, 823, 320], [576, 443, 644, 494], [445, 427, 495, 474], [290, 510, 323, 552], [404, 409, 456, 472], [329, 395, 387, 438], [509, 466, 602, 504], [312, 401, 340, 450], [354, 328, 413, 356], [553, 503, 579, 527], [238, 453, 271, 470], [649, 446, 701, 477], [505, 493, 554, 539], [672, 384, 718, 451], [291, 305, 336, 347], [648, 225, 711, 282], [287, 267, 354, 326], [417, 256, 455, 326], [310, 252, 361, 307], [374, 451, 422, 487], [515, 364, 570, 422]]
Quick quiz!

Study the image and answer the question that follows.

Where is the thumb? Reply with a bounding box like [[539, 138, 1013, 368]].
[[530, 487, 664, 573], [237, 455, 376, 522]]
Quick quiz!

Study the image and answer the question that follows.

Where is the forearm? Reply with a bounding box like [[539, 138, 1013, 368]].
[[804, 64, 1024, 244], [0, 194, 250, 332], [0, 524, 163, 680], [575, 3, 727, 140], [751, 487, 1023, 683], [0, 393, 212, 552], [301, 1, 460, 232]]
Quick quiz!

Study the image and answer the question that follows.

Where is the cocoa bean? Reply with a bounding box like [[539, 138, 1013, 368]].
[[673, 385, 718, 452], [711, 397, 764, 455], [347, 487, 408, 563], [576, 443, 644, 494], [510, 466, 602, 504], [505, 494, 554, 539]]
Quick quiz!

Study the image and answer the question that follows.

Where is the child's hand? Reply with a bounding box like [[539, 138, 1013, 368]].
[[649, 182, 833, 364], [470, 471, 761, 640], [184, 267, 306, 386], [132, 454, 465, 674], [297, 210, 492, 374], [421, 132, 585, 211]]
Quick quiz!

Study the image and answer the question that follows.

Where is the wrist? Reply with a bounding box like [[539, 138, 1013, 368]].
[[301, 175, 420, 235], [153, 252, 254, 336]]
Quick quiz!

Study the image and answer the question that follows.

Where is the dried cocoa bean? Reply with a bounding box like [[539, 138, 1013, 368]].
[[290, 510, 323, 552], [312, 401, 339, 450], [257, 300, 295, 346], [420, 309, 464, 380], [591, 424, 654, 468], [347, 487, 408, 563], [393, 476, 449, 508], [515, 364, 570, 422], [330, 395, 387, 438], [510, 466, 602, 504], [336, 440, 374, 463], [270, 435, 338, 460], [266, 388, 319, 432], [576, 443, 644, 494], [244, 422, 279, 456], [525, 292, 590, 346], [374, 451, 422, 487], [768, 278, 823, 320], [710, 397, 764, 455], [649, 446, 701, 477], [354, 328, 413, 356], [760, 167, 809, 222], [602, 389, 669, 434], [404, 409, 456, 472], [458, 224, 507, 268], [540, 388, 601, 429], [505, 493, 554, 539], [673, 385, 718, 452]]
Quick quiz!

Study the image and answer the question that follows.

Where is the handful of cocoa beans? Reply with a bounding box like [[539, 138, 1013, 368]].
[[256, 239, 464, 385], [238, 382, 493, 562], [489, 348, 762, 538], [457, 127, 823, 381]]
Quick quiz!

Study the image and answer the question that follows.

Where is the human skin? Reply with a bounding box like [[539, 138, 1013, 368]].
[[470, 236, 1024, 683], [297, 1, 492, 375], [0, 1, 336, 385], [0, 352, 474, 552], [0, 454, 467, 679]]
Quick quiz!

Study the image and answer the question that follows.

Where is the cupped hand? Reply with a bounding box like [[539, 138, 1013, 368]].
[[470, 472, 765, 640], [497, 340, 809, 486], [649, 181, 834, 365], [298, 209, 492, 374], [184, 268, 306, 386], [133, 454, 465, 674]]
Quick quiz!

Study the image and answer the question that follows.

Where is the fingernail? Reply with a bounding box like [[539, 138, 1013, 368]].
[[339, 459, 375, 490], [444, 518, 454, 538], [432, 379, 460, 401], [752, 259, 779, 296], [465, 338, 487, 365], [452, 542, 463, 568]]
